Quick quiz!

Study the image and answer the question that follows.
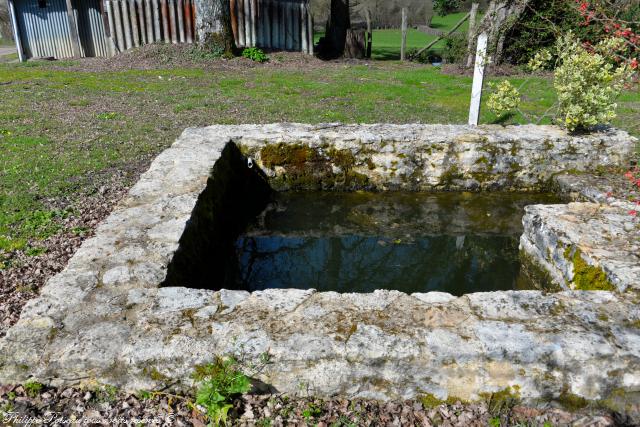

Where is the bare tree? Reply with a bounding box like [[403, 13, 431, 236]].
[[425, 0, 435, 26]]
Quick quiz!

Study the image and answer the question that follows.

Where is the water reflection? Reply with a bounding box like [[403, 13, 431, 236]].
[[233, 192, 562, 295]]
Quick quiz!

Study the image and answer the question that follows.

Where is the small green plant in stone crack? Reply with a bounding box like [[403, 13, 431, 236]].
[[194, 356, 252, 426], [330, 415, 358, 427], [23, 381, 43, 398], [242, 47, 268, 63], [95, 384, 119, 403], [255, 417, 273, 427], [136, 390, 153, 400], [302, 401, 323, 421]]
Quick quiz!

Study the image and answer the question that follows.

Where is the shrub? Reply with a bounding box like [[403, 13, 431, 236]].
[[242, 47, 268, 63], [194, 357, 251, 426], [552, 33, 631, 131], [486, 80, 521, 118], [502, 0, 639, 65], [408, 48, 441, 64], [441, 34, 467, 64], [502, 0, 592, 65], [508, 32, 632, 132]]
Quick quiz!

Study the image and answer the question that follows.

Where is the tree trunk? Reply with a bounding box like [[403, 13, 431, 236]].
[[195, 0, 235, 54], [466, 0, 530, 65], [425, 0, 434, 27], [344, 29, 365, 59], [318, 0, 350, 59]]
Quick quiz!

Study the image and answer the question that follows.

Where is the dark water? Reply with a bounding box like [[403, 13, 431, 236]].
[[234, 192, 561, 295]]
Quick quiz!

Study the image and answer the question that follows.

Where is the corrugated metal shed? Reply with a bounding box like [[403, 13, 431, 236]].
[[10, 0, 109, 60], [75, 0, 110, 58]]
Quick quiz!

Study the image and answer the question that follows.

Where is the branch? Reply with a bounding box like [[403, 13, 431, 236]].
[[411, 12, 470, 58]]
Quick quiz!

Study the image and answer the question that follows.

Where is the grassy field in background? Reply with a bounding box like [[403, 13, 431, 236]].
[[315, 12, 472, 60], [0, 58, 638, 255]]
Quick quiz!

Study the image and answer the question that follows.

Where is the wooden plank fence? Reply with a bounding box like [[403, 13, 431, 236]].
[[104, 0, 312, 54], [105, 0, 196, 52]]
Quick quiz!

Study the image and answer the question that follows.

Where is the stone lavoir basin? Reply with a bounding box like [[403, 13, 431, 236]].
[[228, 191, 563, 295], [1, 124, 639, 414]]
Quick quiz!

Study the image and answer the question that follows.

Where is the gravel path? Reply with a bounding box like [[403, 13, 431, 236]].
[[0, 46, 15, 56]]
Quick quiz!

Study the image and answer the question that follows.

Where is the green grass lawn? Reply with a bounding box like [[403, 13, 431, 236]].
[[0, 58, 638, 256], [316, 12, 473, 60]]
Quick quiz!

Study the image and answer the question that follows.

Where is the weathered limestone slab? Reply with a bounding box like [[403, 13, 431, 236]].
[[195, 123, 634, 191], [521, 173, 640, 292], [0, 124, 638, 411]]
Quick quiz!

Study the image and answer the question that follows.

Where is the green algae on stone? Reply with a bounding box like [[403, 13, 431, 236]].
[[260, 143, 320, 168], [420, 393, 445, 408], [419, 393, 469, 408], [517, 250, 562, 292], [601, 388, 640, 418], [143, 366, 170, 383], [564, 247, 615, 291], [326, 148, 356, 170], [557, 390, 589, 411], [479, 386, 521, 414], [439, 164, 464, 186], [365, 157, 376, 170]]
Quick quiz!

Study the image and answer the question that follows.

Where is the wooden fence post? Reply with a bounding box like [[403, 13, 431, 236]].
[[364, 8, 372, 59], [468, 32, 488, 126], [400, 7, 407, 61]]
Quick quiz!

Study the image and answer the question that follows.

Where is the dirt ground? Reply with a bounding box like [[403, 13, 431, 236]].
[[0, 383, 627, 427]]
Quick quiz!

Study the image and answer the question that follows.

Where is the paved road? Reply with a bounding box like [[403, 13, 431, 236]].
[[0, 46, 16, 57]]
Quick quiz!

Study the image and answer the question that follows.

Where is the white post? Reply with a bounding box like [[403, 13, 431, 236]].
[[468, 32, 488, 126], [400, 8, 407, 61]]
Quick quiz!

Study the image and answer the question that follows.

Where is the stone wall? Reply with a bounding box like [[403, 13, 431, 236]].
[[0, 124, 638, 417], [162, 142, 272, 289], [226, 124, 634, 191]]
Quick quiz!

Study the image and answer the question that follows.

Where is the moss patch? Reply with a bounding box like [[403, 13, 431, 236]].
[[439, 164, 464, 186], [260, 143, 320, 169], [564, 247, 615, 291], [259, 143, 370, 191], [479, 386, 521, 415], [419, 393, 469, 408], [518, 250, 562, 292], [557, 390, 589, 411], [420, 393, 445, 408], [327, 148, 356, 170], [143, 366, 170, 383]]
